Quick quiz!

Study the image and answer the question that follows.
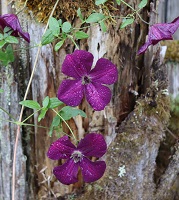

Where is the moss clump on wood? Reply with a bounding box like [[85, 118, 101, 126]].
[[161, 41, 179, 62], [15, 0, 117, 23]]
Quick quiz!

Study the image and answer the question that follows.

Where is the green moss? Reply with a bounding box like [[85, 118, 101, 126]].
[[15, 0, 117, 23], [161, 41, 179, 62]]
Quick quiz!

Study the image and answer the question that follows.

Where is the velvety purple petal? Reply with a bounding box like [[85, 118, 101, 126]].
[[80, 158, 106, 183], [47, 136, 76, 160], [1, 14, 30, 42], [58, 79, 84, 107], [85, 82, 111, 111], [169, 16, 179, 34], [77, 133, 107, 157], [62, 50, 94, 78], [137, 40, 152, 55], [89, 58, 118, 84], [137, 17, 179, 55], [53, 159, 79, 185]]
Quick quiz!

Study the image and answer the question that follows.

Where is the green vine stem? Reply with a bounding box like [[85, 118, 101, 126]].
[[22, 108, 41, 123], [12, 0, 60, 199], [0, 106, 16, 121], [52, 109, 78, 143]]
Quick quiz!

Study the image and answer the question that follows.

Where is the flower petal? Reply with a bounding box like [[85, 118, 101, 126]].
[[62, 50, 94, 78], [85, 82, 111, 111], [77, 133, 107, 157], [58, 79, 84, 107], [47, 136, 76, 160], [0, 14, 30, 42], [53, 159, 79, 185], [137, 40, 152, 55], [138, 17, 179, 55], [90, 58, 118, 84], [80, 158, 106, 183]]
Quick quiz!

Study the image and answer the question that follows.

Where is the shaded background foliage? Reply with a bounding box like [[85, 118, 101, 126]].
[[0, 0, 179, 199]]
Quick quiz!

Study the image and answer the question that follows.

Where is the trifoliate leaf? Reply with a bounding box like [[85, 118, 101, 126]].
[[95, 0, 108, 6], [42, 96, 50, 108], [75, 31, 89, 39], [0, 40, 6, 48], [38, 108, 48, 122], [5, 36, 18, 44], [86, 13, 105, 23], [116, 0, 121, 5], [120, 18, 134, 29], [55, 40, 64, 51], [0, 33, 4, 40], [19, 100, 41, 109], [100, 21, 107, 32], [62, 22, 72, 33], [49, 17, 60, 36], [41, 29, 55, 45], [48, 98, 64, 108], [49, 115, 61, 136], [77, 8, 84, 21], [138, 0, 147, 9], [59, 106, 86, 120]]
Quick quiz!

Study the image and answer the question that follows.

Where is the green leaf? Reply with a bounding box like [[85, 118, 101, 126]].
[[49, 17, 60, 36], [0, 33, 4, 40], [138, 0, 147, 9], [77, 8, 84, 21], [95, 0, 108, 5], [86, 13, 105, 23], [0, 40, 6, 48], [100, 21, 107, 32], [38, 108, 48, 122], [41, 29, 55, 45], [49, 115, 61, 136], [42, 96, 50, 108], [48, 97, 64, 108], [62, 22, 72, 33], [0, 45, 14, 66], [5, 44, 14, 64], [58, 19, 62, 26], [59, 106, 86, 120], [5, 36, 19, 44], [4, 27, 12, 33], [55, 40, 64, 51], [75, 31, 89, 39], [0, 89, 4, 93], [116, 0, 121, 5], [120, 18, 134, 29], [19, 100, 41, 109]]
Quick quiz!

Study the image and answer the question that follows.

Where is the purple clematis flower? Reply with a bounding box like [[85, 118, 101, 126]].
[[138, 16, 179, 55], [57, 50, 118, 111], [0, 14, 30, 42], [47, 133, 107, 185]]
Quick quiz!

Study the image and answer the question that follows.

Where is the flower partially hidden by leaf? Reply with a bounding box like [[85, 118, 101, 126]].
[[47, 133, 107, 185], [57, 50, 118, 111], [137, 16, 179, 55], [0, 14, 30, 42]]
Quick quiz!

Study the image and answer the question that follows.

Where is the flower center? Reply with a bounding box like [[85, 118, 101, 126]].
[[70, 150, 83, 163], [82, 75, 91, 85]]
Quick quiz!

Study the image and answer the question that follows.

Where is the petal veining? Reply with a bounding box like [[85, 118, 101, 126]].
[[90, 58, 118, 84], [57, 79, 84, 107], [85, 82, 111, 111], [53, 159, 79, 185], [47, 136, 76, 160], [80, 158, 106, 183], [62, 50, 94, 78], [77, 133, 107, 157]]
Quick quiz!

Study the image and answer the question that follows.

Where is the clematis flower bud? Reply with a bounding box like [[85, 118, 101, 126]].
[[138, 16, 179, 55], [0, 14, 30, 43]]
